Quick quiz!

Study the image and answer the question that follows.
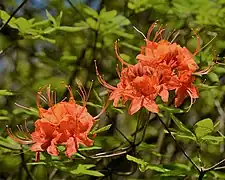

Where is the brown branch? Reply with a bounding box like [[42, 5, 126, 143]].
[[157, 115, 201, 173]]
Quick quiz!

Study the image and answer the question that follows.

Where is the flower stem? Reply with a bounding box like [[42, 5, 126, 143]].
[[20, 147, 36, 180], [157, 116, 201, 173]]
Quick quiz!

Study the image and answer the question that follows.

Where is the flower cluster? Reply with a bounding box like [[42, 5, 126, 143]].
[[7, 85, 102, 161], [96, 23, 200, 115]]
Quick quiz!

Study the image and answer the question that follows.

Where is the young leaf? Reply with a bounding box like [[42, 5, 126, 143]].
[[84, 6, 99, 19], [170, 113, 195, 136], [78, 146, 102, 151], [127, 155, 168, 173], [194, 118, 214, 138], [201, 135, 223, 144], [70, 164, 104, 177], [56, 11, 63, 27], [0, 116, 10, 121], [99, 9, 117, 20], [14, 17, 31, 33], [158, 104, 184, 114], [57, 26, 88, 32], [45, 10, 57, 27], [0, 10, 17, 29], [0, 90, 13, 96], [91, 124, 112, 134]]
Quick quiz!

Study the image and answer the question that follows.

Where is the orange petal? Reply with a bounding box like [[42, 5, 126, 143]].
[[128, 97, 142, 115], [159, 86, 169, 102], [65, 137, 77, 158], [143, 98, 159, 113]]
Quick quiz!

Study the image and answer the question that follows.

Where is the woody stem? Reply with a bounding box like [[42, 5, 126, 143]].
[[133, 110, 142, 144], [20, 147, 36, 180], [135, 112, 152, 146], [157, 116, 201, 173]]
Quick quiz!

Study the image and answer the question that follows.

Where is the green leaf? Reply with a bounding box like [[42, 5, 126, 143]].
[[75, 152, 86, 159], [31, 19, 50, 27], [91, 124, 112, 134], [194, 118, 214, 138], [86, 17, 97, 30], [43, 27, 56, 34], [208, 72, 219, 82], [60, 55, 77, 61], [170, 113, 195, 136], [127, 155, 168, 173], [0, 116, 10, 121], [14, 17, 31, 33], [39, 36, 56, 44], [114, 31, 134, 39], [45, 10, 57, 27], [99, 9, 117, 21], [174, 132, 197, 141], [201, 135, 223, 144], [86, 102, 102, 109], [70, 164, 104, 177], [57, 26, 88, 32], [13, 107, 38, 116], [84, 6, 99, 19], [120, 42, 140, 52], [78, 146, 102, 151], [0, 10, 17, 29], [27, 162, 46, 166], [0, 90, 13, 96], [56, 11, 63, 27], [158, 104, 184, 113]]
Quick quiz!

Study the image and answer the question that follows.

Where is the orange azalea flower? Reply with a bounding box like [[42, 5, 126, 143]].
[[7, 85, 104, 161], [95, 23, 201, 114], [136, 24, 200, 107], [95, 52, 160, 115], [174, 71, 199, 107]]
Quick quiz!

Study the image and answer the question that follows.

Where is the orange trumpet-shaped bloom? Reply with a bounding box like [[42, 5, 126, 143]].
[[95, 23, 200, 114], [96, 61, 160, 115], [7, 85, 104, 161]]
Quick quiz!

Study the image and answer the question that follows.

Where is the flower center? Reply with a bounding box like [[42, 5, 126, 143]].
[[132, 75, 157, 96]]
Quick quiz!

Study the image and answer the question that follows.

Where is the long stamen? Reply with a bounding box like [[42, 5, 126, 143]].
[[153, 28, 165, 42], [47, 85, 54, 107], [6, 126, 33, 145], [65, 85, 75, 102], [193, 33, 201, 56], [86, 80, 94, 102], [14, 103, 33, 111], [94, 60, 117, 90], [193, 63, 214, 76], [94, 99, 109, 120], [39, 94, 48, 104], [54, 91, 57, 105], [18, 125, 31, 140], [171, 30, 180, 43], [166, 29, 176, 41], [116, 64, 121, 79], [147, 21, 158, 39], [115, 41, 130, 66], [133, 26, 147, 40], [185, 89, 194, 111]]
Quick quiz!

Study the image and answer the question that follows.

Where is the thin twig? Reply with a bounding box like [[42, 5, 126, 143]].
[[66, 0, 86, 20], [20, 147, 36, 180], [135, 112, 152, 146], [158, 116, 201, 172], [0, 0, 28, 31], [133, 111, 142, 144], [204, 159, 225, 172]]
